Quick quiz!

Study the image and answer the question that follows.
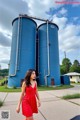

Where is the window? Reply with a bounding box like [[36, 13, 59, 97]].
[[70, 76, 72, 79]]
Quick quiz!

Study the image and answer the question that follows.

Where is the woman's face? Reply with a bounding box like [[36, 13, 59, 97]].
[[30, 71, 36, 80]]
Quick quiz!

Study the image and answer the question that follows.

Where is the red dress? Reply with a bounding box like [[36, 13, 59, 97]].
[[22, 82, 38, 117]]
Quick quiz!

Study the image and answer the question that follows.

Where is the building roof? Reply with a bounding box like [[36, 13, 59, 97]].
[[65, 72, 80, 76]]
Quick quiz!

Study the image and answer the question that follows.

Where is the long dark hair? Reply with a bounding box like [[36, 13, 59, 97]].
[[24, 69, 36, 87]]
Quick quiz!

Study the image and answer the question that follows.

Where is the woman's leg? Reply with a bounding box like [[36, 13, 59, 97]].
[[25, 116, 34, 120]]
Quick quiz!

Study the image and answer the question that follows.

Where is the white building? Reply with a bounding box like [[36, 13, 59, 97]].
[[65, 72, 80, 83]]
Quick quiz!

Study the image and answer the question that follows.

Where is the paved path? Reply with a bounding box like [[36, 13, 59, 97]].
[[0, 84, 80, 120]]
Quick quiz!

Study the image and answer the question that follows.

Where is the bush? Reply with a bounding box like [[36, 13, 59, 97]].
[[13, 86, 17, 89], [0, 80, 8, 86], [0, 82, 4, 86]]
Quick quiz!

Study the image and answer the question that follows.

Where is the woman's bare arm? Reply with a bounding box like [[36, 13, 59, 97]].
[[16, 82, 26, 113]]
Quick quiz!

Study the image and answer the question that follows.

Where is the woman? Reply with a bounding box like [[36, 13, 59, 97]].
[[16, 69, 41, 120]]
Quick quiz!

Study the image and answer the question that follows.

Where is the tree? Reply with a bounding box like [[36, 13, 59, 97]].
[[69, 60, 80, 73], [73, 60, 79, 67], [60, 65, 66, 75], [0, 69, 9, 77], [60, 58, 72, 75]]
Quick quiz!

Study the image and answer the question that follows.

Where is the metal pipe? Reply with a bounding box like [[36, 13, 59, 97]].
[[45, 20, 50, 86], [9, 17, 20, 76], [19, 14, 48, 22], [38, 32, 40, 78], [17, 17, 22, 70]]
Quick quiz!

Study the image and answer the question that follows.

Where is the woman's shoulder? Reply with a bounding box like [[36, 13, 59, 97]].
[[22, 81, 26, 87], [34, 80, 37, 86]]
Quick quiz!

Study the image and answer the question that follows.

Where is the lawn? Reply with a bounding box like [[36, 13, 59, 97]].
[[0, 85, 21, 92], [0, 85, 74, 92], [38, 85, 74, 91], [62, 93, 80, 99]]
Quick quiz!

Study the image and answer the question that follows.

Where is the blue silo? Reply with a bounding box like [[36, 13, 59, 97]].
[[38, 22, 60, 86], [8, 16, 37, 87]]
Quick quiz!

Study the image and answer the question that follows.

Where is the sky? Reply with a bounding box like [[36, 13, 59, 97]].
[[0, 0, 80, 69]]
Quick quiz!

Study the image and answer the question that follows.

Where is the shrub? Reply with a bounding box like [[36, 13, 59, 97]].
[[13, 86, 17, 89]]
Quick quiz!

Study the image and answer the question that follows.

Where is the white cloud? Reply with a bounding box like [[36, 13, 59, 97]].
[[53, 15, 68, 29], [0, 0, 29, 32], [59, 7, 67, 15], [24, 0, 62, 18], [0, 46, 11, 69], [52, 15, 80, 63], [59, 24, 80, 51], [0, 31, 11, 47]]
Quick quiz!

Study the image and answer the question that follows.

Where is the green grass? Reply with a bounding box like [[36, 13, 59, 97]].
[[62, 93, 80, 99], [0, 85, 21, 92], [0, 100, 4, 107], [38, 85, 74, 91], [0, 85, 74, 92]]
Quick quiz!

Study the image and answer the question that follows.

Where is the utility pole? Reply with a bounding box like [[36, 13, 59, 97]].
[[64, 51, 66, 58]]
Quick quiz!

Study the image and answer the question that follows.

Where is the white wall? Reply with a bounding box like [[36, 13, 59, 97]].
[[70, 76, 80, 83]]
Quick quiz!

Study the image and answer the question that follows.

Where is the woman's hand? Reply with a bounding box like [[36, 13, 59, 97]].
[[16, 106, 20, 113], [16, 81, 26, 114], [37, 100, 41, 107]]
